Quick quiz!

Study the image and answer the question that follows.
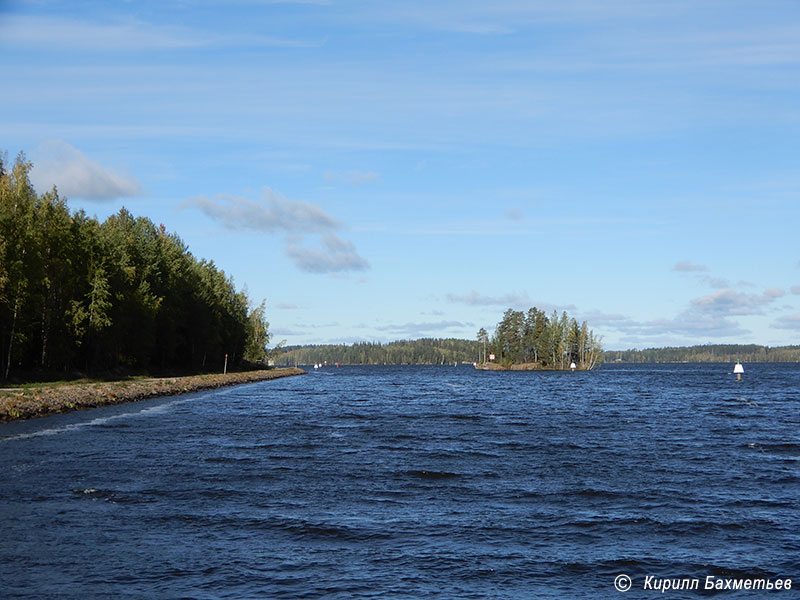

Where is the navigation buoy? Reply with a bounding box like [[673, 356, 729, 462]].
[[733, 361, 744, 381]]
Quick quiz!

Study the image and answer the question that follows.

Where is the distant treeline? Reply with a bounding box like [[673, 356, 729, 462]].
[[0, 151, 270, 380], [277, 338, 480, 366], [278, 339, 800, 367], [604, 345, 800, 363], [480, 307, 602, 370]]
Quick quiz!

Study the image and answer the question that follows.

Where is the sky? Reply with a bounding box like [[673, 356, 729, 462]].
[[2, 0, 800, 350]]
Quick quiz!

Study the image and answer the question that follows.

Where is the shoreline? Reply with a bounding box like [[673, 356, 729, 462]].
[[474, 362, 591, 371], [0, 367, 306, 422]]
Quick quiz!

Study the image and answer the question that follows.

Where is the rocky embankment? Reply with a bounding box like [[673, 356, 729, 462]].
[[0, 367, 305, 422]]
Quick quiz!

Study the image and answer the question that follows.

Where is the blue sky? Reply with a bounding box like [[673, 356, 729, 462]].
[[2, 0, 800, 350]]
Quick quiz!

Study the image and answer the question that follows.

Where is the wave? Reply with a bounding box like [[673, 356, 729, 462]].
[[1, 414, 133, 442], [744, 442, 800, 456], [72, 488, 118, 502], [403, 469, 461, 480], [0, 394, 206, 442], [149, 512, 393, 542]]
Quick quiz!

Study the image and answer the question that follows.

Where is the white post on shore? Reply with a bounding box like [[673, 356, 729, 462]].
[[224, 353, 228, 375]]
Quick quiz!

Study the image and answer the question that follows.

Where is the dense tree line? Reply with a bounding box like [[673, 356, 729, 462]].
[[0, 151, 270, 380], [277, 338, 481, 366], [605, 344, 800, 363], [481, 308, 602, 370]]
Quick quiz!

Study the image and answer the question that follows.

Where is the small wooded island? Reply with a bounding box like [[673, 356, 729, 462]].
[[476, 307, 602, 371]]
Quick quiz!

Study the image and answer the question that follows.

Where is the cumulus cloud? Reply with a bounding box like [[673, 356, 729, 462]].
[[286, 234, 370, 273], [184, 188, 369, 274], [698, 276, 731, 289], [30, 139, 141, 200], [791, 286, 800, 295], [672, 260, 708, 272], [690, 288, 780, 316], [183, 189, 340, 233], [596, 286, 788, 343], [594, 308, 751, 344], [624, 314, 750, 340]]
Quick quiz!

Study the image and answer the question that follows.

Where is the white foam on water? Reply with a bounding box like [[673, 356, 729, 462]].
[[1, 419, 113, 442], [0, 391, 214, 443]]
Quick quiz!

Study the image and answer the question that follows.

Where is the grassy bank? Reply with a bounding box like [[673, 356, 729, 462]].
[[0, 367, 306, 422]]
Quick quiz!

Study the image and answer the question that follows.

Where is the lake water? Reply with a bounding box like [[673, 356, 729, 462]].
[[1, 364, 798, 598]]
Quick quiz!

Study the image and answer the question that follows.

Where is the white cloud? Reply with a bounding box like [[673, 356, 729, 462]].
[[270, 327, 305, 337], [791, 286, 800, 295], [446, 290, 531, 307], [285, 234, 370, 274], [699, 276, 731, 289], [183, 189, 340, 233], [672, 260, 708, 272], [30, 140, 141, 200], [624, 314, 749, 340], [374, 320, 473, 338], [597, 286, 789, 344], [184, 188, 369, 274], [578, 311, 632, 326], [275, 302, 300, 310], [773, 314, 800, 330], [446, 290, 574, 314], [690, 288, 778, 316]]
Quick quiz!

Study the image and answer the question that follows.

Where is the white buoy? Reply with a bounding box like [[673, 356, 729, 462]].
[[734, 361, 744, 381], [570, 361, 577, 372]]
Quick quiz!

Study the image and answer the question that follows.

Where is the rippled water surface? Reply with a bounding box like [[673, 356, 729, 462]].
[[1, 364, 798, 598]]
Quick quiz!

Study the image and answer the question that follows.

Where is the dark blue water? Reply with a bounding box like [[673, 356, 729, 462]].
[[1, 364, 798, 599]]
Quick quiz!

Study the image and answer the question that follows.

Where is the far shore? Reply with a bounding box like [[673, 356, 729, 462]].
[[0, 367, 306, 422], [474, 362, 592, 371]]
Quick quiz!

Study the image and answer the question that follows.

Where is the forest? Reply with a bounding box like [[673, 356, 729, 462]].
[[480, 307, 603, 370], [0, 151, 270, 381], [277, 338, 480, 366], [278, 310, 605, 369], [604, 344, 800, 363]]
